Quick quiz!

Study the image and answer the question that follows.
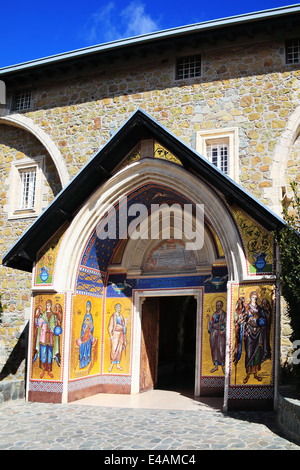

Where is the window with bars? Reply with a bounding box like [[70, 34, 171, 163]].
[[8, 157, 45, 219], [286, 38, 300, 64], [19, 167, 36, 210], [13, 87, 32, 111], [207, 142, 229, 174], [176, 54, 201, 80]]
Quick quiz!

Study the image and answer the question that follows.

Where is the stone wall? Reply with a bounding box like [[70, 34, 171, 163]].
[[0, 126, 62, 401], [21, 39, 300, 201], [0, 35, 300, 400], [277, 391, 300, 444]]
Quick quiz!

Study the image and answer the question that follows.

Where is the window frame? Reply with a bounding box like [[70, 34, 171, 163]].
[[206, 140, 229, 174], [175, 54, 202, 81], [19, 166, 37, 210], [12, 87, 33, 112], [8, 156, 45, 220], [196, 127, 239, 182], [285, 38, 300, 64]]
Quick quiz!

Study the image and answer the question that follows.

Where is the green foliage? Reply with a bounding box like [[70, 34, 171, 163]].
[[275, 181, 300, 386], [279, 181, 300, 303]]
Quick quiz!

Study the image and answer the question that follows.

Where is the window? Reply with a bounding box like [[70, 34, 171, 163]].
[[8, 157, 44, 219], [286, 38, 300, 64], [207, 142, 228, 174], [13, 87, 32, 111], [20, 167, 36, 209], [176, 54, 201, 80], [196, 128, 239, 182]]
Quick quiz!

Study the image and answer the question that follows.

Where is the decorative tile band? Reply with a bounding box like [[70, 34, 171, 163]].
[[228, 386, 274, 400], [200, 376, 225, 388], [68, 374, 131, 391], [29, 381, 63, 393]]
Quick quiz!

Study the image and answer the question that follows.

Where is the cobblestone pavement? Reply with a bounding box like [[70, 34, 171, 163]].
[[0, 398, 299, 451]]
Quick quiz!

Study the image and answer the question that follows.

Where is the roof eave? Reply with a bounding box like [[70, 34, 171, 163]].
[[0, 4, 299, 77]]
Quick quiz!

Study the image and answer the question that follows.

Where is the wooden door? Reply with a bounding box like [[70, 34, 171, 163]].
[[140, 298, 159, 392]]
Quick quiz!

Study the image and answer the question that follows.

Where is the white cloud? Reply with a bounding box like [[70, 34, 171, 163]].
[[121, 2, 160, 37], [81, 1, 160, 45]]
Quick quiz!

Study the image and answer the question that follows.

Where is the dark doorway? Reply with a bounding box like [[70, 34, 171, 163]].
[[140, 295, 197, 394], [157, 296, 197, 392]]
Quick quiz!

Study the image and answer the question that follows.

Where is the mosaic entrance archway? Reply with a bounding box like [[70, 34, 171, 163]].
[[27, 155, 279, 411]]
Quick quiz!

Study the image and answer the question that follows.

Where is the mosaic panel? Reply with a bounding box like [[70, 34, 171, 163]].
[[80, 182, 195, 272], [34, 225, 67, 285], [154, 142, 183, 166], [102, 297, 132, 375], [70, 295, 103, 380], [202, 292, 227, 379], [144, 239, 198, 273], [76, 267, 104, 296], [231, 204, 274, 275], [30, 293, 65, 382], [230, 283, 275, 388]]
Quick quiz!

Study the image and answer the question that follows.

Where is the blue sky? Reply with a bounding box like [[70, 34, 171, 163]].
[[0, 0, 296, 68]]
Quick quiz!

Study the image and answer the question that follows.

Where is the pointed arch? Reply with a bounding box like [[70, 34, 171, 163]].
[[54, 158, 247, 292]]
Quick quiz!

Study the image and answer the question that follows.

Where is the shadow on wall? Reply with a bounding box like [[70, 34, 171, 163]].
[[0, 322, 29, 386]]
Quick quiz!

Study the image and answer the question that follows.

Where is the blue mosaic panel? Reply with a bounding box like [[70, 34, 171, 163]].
[[135, 275, 205, 290], [80, 183, 197, 273], [104, 267, 228, 298], [76, 267, 104, 297]]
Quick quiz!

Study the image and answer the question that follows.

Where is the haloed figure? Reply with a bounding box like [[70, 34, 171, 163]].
[[108, 303, 129, 372], [242, 291, 271, 384], [79, 300, 94, 369], [34, 299, 62, 379], [207, 300, 227, 374]]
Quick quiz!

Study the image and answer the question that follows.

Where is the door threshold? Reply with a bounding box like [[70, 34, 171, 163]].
[[71, 389, 223, 411]]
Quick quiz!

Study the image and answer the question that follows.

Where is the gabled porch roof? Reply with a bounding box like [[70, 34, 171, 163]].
[[2, 109, 284, 272]]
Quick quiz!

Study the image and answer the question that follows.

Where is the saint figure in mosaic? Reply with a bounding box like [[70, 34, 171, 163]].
[[78, 300, 94, 369], [233, 291, 272, 384], [206, 300, 226, 374], [33, 299, 62, 378], [108, 303, 129, 372]]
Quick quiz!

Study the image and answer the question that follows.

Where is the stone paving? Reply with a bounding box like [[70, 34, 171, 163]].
[[0, 398, 299, 451]]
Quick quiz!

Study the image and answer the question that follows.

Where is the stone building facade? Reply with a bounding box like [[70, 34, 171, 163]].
[[0, 5, 299, 404]]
